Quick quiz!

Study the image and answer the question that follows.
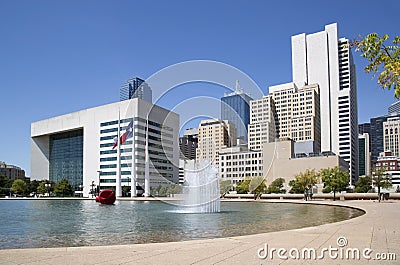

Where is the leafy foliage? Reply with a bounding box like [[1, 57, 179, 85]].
[[249, 176, 266, 195], [11, 179, 28, 195], [266, 177, 285, 194], [354, 176, 372, 193], [289, 169, 318, 193], [320, 167, 349, 201], [236, 177, 251, 194], [372, 168, 392, 202], [352, 33, 400, 97], [219, 180, 232, 196], [53, 179, 74, 197], [37, 181, 54, 195]]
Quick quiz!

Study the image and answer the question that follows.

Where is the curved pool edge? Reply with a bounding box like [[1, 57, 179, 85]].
[[0, 200, 398, 265]]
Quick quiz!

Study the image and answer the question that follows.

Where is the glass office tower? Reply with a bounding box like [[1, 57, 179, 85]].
[[221, 90, 252, 142]]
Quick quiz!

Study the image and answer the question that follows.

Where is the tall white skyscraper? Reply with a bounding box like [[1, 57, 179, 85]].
[[291, 23, 359, 183]]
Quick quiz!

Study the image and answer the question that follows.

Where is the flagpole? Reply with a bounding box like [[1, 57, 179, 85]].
[[131, 118, 136, 197], [144, 117, 150, 197], [116, 109, 122, 197]]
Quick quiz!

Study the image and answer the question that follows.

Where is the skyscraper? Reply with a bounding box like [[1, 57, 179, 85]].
[[291, 23, 359, 183], [388, 101, 400, 115], [221, 81, 252, 142], [358, 133, 371, 177], [120, 77, 152, 103]]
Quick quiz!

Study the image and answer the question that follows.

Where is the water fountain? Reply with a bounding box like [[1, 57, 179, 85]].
[[181, 160, 220, 213]]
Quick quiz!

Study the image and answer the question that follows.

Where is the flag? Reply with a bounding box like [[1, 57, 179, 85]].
[[112, 120, 133, 149]]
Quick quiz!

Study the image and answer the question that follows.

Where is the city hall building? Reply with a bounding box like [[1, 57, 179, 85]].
[[31, 98, 179, 197]]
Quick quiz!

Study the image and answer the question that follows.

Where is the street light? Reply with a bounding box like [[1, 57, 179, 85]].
[[79, 184, 83, 197], [45, 183, 51, 196]]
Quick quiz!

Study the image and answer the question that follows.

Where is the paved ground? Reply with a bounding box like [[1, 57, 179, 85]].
[[0, 199, 399, 265]]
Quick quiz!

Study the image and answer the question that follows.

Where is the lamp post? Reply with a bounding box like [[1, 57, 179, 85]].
[[45, 183, 51, 197], [79, 184, 83, 197]]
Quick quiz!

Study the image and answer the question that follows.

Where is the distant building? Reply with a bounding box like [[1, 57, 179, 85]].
[[221, 81, 252, 142], [358, 123, 371, 135], [179, 128, 198, 160], [196, 119, 236, 166], [263, 140, 349, 187], [370, 114, 400, 161], [374, 151, 400, 190], [383, 117, 400, 157], [388, 101, 400, 115], [120, 77, 152, 103], [219, 145, 263, 187], [292, 23, 358, 183], [248, 95, 276, 151], [31, 98, 179, 197], [358, 133, 371, 177], [0, 162, 26, 181]]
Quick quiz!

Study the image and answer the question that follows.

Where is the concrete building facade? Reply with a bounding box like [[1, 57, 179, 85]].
[[0, 162, 26, 181], [358, 133, 371, 177], [291, 23, 358, 183], [263, 140, 349, 187], [196, 119, 236, 166], [248, 95, 276, 151], [383, 117, 400, 157], [31, 98, 179, 197], [219, 146, 263, 187]]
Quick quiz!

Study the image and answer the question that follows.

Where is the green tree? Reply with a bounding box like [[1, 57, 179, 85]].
[[372, 168, 392, 202], [236, 177, 251, 194], [53, 179, 74, 197], [266, 178, 285, 194], [288, 179, 304, 194], [249, 176, 266, 196], [0, 175, 12, 196], [219, 179, 232, 197], [37, 181, 54, 195], [11, 179, 28, 195], [354, 176, 372, 193], [28, 180, 41, 195], [320, 167, 349, 201], [290, 169, 319, 193], [351, 33, 400, 97]]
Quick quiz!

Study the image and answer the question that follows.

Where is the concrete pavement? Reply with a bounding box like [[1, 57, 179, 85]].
[[0, 199, 399, 265]]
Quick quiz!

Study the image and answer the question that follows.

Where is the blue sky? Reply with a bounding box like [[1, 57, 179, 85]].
[[0, 0, 399, 177]]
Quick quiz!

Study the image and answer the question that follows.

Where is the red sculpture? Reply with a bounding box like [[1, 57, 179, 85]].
[[95, 189, 116, 205]]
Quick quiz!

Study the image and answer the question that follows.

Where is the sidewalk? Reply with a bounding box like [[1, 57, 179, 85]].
[[0, 200, 398, 265]]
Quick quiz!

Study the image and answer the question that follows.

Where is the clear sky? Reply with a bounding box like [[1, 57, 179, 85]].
[[0, 0, 399, 177]]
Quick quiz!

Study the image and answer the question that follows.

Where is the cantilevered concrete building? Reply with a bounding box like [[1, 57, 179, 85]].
[[31, 98, 179, 197]]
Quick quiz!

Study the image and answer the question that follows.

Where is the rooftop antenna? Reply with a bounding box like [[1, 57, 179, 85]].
[[235, 80, 240, 92]]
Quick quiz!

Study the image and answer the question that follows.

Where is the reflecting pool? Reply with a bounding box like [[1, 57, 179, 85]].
[[0, 200, 364, 249]]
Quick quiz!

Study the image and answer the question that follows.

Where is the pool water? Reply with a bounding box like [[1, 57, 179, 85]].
[[0, 200, 363, 249]]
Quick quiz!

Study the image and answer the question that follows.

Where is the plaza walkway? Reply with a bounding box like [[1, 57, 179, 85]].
[[0, 199, 399, 265]]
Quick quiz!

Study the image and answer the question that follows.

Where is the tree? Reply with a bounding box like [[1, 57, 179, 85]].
[[37, 181, 54, 195], [290, 169, 319, 193], [53, 179, 74, 197], [249, 176, 266, 196], [266, 178, 285, 194], [11, 179, 28, 195], [320, 167, 349, 201], [28, 180, 41, 195], [372, 168, 392, 202], [219, 180, 232, 197], [354, 176, 372, 193], [0, 175, 12, 196], [351, 33, 400, 97], [236, 177, 251, 194]]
